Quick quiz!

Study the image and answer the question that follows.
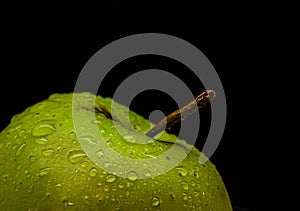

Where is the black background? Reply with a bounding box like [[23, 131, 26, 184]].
[[1, 2, 298, 210]]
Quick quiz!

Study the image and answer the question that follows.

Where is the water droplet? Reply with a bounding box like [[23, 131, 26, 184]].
[[78, 136, 97, 145], [18, 129, 26, 137], [182, 192, 188, 200], [32, 120, 57, 136], [89, 167, 98, 177], [16, 164, 22, 170], [106, 175, 117, 183], [68, 201, 74, 206], [118, 182, 124, 188], [39, 167, 51, 176], [144, 170, 151, 177], [56, 145, 62, 151], [63, 198, 75, 206], [104, 185, 109, 192], [15, 184, 22, 192], [176, 166, 188, 176], [106, 141, 113, 148], [2, 174, 9, 181], [27, 185, 33, 193], [181, 181, 189, 190], [194, 171, 200, 178], [128, 150, 135, 155], [127, 171, 137, 181], [35, 137, 49, 145], [96, 150, 104, 158], [151, 197, 160, 206], [103, 162, 110, 168], [81, 161, 88, 168], [110, 195, 116, 201], [16, 143, 27, 156], [55, 183, 62, 188], [144, 154, 156, 159], [69, 131, 76, 139], [68, 150, 86, 164], [29, 156, 37, 163], [42, 148, 55, 157], [193, 190, 200, 197]]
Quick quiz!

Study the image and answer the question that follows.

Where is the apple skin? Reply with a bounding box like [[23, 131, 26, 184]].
[[0, 93, 232, 210]]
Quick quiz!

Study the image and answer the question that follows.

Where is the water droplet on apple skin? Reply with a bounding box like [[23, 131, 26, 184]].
[[106, 174, 117, 183], [143, 170, 151, 177], [62, 198, 75, 207], [176, 166, 188, 176], [193, 190, 200, 197], [68, 131, 77, 139], [15, 143, 27, 156], [55, 183, 62, 188], [14, 184, 22, 192], [118, 182, 124, 188], [39, 167, 51, 176], [181, 181, 189, 190], [35, 137, 49, 145], [151, 197, 160, 206], [42, 148, 55, 157], [127, 171, 138, 181], [78, 136, 97, 145], [29, 156, 38, 163], [182, 192, 188, 200], [67, 150, 86, 164], [89, 167, 98, 177], [32, 120, 57, 136], [2, 174, 9, 182], [104, 185, 110, 192], [95, 149, 104, 158]]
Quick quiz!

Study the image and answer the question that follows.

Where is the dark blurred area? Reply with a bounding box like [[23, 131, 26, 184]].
[[1, 2, 298, 210]]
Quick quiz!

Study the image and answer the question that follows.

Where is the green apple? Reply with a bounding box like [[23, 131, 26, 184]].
[[0, 92, 232, 210]]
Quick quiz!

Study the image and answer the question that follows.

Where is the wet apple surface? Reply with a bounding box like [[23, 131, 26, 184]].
[[0, 93, 232, 210]]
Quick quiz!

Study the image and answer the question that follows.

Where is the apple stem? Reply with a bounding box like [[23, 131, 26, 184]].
[[95, 106, 112, 119], [146, 90, 216, 138]]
